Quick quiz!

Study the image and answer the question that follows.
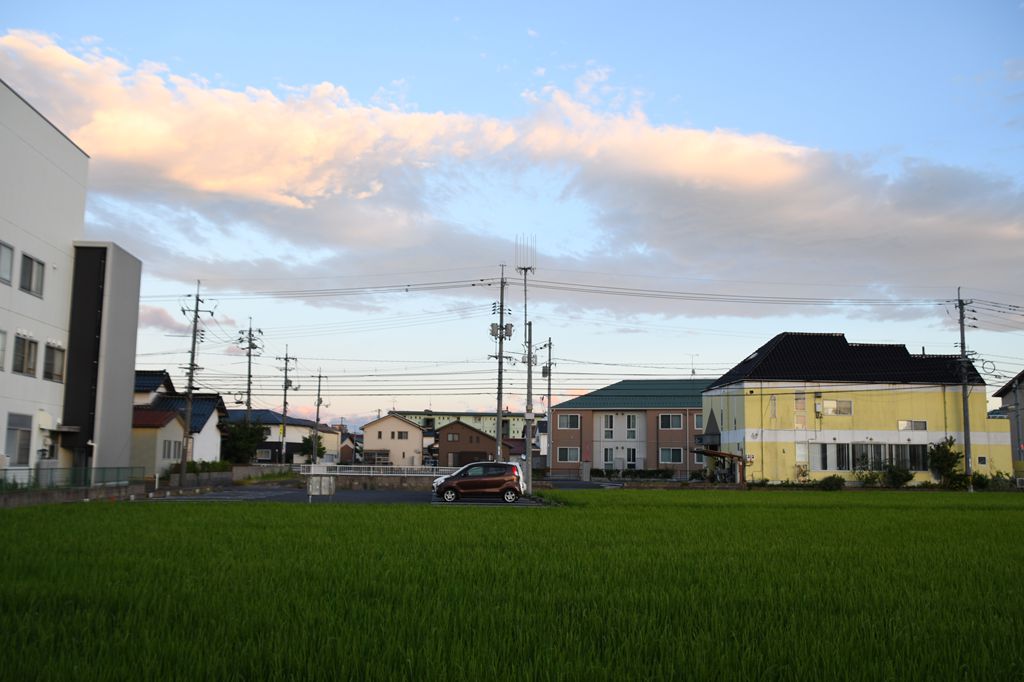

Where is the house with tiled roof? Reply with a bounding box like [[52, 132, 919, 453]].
[[132, 370, 227, 464], [129, 407, 187, 476], [993, 369, 1024, 477], [436, 420, 519, 467], [360, 412, 425, 466], [702, 332, 1012, 484], [550, 379, 711, 476], [225, 409, 337, 463]]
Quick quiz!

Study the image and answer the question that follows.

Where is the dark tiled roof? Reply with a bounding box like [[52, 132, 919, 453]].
[[994, 369, 1024, 398], [132, 407, 181, 429], [706, 332, 984, 391], [226, 409, 319, 429], [553, 379, 711, 410], [134, 370, 176, 394], [151, 394, 227, 434]]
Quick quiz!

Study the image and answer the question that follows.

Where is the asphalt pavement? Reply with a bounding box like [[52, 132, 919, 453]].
[[146, 484, 547, 506]]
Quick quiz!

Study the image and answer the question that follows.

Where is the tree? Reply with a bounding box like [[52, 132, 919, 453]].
[[299, 435, 326, 461], [928, 436, 965, 488], [221, 422, 268, 464]]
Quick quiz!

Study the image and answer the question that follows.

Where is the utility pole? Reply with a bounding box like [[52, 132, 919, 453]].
[[277, 346, 299, 465], [524, 322, 535, 494], [312, 369, 323, 465], [237, 318, 263, 426], [517, 236, 536, 493], [181, 281, 212, 488], [490, 266, 512, 461], [543, 338, 553, 468], [958, 288, 973, 491]]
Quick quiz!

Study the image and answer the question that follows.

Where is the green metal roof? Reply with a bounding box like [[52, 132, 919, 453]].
[[553, 379, 711, 410]]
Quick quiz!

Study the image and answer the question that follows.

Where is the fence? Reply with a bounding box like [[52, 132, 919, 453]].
[[300, 464, 459, 477], [0, 467, 145, 493]]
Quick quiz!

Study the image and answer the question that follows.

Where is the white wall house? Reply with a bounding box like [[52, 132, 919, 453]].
[[361, 413, 425, 465]]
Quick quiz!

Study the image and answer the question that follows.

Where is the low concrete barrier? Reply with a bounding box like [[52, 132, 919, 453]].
[[0, 483, 146, 508]]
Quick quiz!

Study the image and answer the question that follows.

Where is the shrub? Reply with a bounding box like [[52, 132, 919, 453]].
[[531, 468, 546, 480], [882, 465, 914, 489], [591, 468, 605, 478], [747, 478, 769, 488], [988, 471, 1014, 491], [689, 469, 708, 482], [818, 475, 846, 491], [853, 469, 881, 487], [928, 437, 963, 488], [971, 472, 989, 490]]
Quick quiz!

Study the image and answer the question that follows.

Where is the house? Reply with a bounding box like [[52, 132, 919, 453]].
[[393, 409, 528, 442], [338, 431, 360, 464], [130, 408, 187, 477], [549, 379, 709, 476], [1, 78, 141, 477], [226, 409, 331, 463], [436, 420, 518, 467], [132, 371, 227, 463], [993, 370, 1024, 477], [701, 332, 1013, 484], [360, 413, 425, 466], [133, 370, 176, 404]]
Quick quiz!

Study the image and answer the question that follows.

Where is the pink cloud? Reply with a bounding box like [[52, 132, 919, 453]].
[[138, 305, 190, 333]]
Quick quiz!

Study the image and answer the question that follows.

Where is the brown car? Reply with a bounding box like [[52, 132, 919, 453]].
[[432, 461, 525, 503]]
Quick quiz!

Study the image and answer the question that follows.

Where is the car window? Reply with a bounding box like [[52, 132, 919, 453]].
[[465, 465, 485, 477], [484, 464, 508, 476]]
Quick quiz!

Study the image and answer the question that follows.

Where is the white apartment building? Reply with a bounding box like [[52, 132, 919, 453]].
[[1, 78, 140, 476]]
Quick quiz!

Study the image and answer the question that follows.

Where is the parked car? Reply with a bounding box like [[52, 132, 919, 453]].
[[432, 461, 525, 503]]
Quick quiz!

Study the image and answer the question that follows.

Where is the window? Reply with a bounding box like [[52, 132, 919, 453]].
[[43, 345, 65, 382], [397, 431, 408, 440], [12, 336, 38, 376], [794, 414, 806, 430], [836, 444, 850, 471], [557, 447, 580, 462], [659, 447, 683, 463], [603, 415, 613, 439], [0, 330, 6, 371], [5, 413, 32, 466], [978, 456, 987, 466], [603, 447, 614, 469], [626, 414, 637, 439], [659, 414, 682, 429], [19, 254, 44, 296], [626, 448, 637, 469], [0, 241, 12, 284], [822, 400, 852, 416], [909, 445, 928, 471], [818, 444, 828, 471], [558, 414, 580, 429], [897, 420, 927, 431], [694, 413, 703, 430], [794, 393, 805, 411], [447, 433, 459, 442], [695, 450, 705, 465], [769, 395, 777, 419], [377, 431, 382, 439]]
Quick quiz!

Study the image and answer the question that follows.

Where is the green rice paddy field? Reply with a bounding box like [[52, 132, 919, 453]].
[[2, 489, 1023, 681]]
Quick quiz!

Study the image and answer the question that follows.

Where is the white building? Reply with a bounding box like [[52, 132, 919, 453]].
[[1, 78, 140, 477]]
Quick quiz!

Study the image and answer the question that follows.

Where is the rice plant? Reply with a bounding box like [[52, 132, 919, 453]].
[[1, 490, 1021, 680]]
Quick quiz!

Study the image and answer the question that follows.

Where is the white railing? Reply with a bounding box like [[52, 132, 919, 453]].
[[300, 464, 459, 477]]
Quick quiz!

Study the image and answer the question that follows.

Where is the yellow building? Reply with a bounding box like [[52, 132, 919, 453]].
[[701, 333, 1011, 484]]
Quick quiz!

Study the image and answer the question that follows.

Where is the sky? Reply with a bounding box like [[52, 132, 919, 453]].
[[2, 2, 1023, 430]]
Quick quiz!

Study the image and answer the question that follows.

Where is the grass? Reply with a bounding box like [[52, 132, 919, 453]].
[[2, 489, 1023, 680]]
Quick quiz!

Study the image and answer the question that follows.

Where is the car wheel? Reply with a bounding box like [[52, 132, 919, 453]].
[[502, 489, 519, 503], [442, 489, 458, 503]]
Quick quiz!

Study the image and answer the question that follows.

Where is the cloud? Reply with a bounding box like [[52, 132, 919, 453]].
[[139, 305, 191, 333], [3, 29, 1022, 323]]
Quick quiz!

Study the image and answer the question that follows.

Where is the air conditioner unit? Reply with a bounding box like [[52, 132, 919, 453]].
[[1017, 478, 1024, 490]]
